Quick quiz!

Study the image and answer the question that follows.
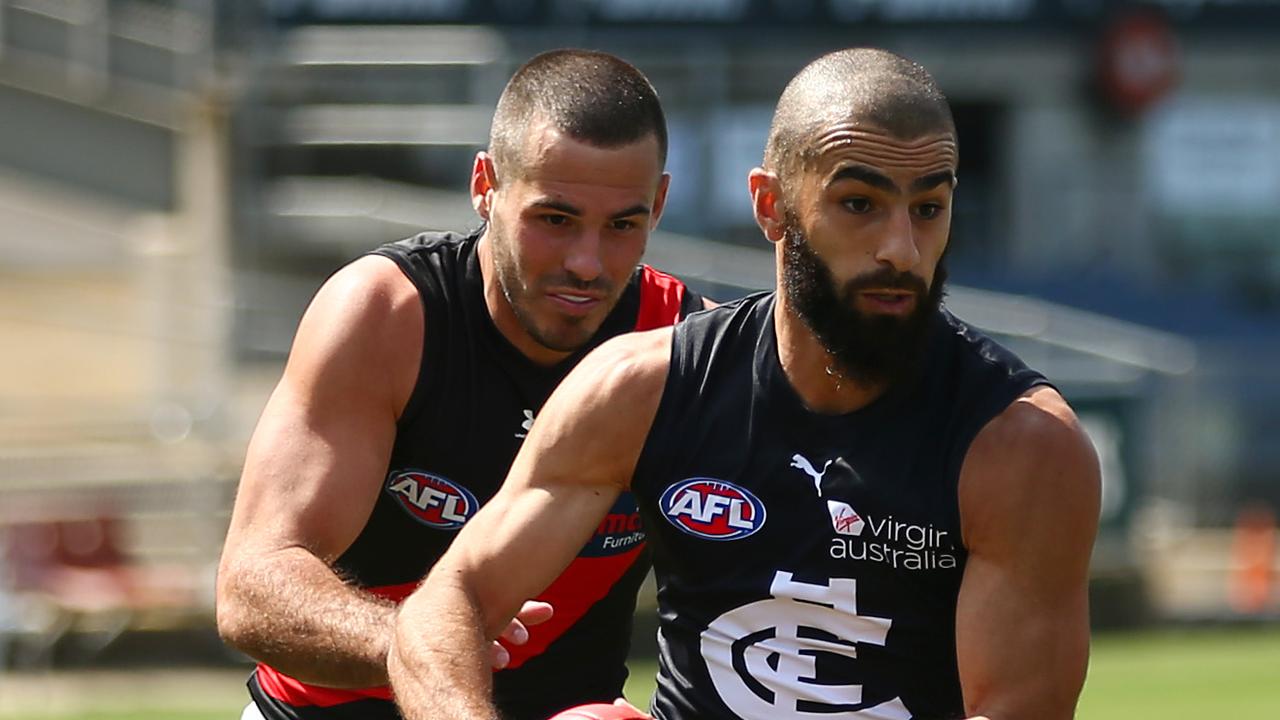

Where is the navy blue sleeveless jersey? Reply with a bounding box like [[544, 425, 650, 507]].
[[631, 292, 1048, 720], [250, 230, 703, 720]]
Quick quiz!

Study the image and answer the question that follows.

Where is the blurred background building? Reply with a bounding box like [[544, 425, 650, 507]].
[[2, 0, 1279, 674]]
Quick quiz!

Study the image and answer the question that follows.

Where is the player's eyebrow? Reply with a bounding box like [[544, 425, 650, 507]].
[[829, 164, 896, 193], [828, 165, 956, 195], [610, 205, 651, 220], [911, 170, 956, 193], [531, 200, 652, 220], [531, 199, 582, 216]]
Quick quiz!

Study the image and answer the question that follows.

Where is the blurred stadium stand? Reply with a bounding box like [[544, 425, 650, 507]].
[[3, 0, 1280, 664]]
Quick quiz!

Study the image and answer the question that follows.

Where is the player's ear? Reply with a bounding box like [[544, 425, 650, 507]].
[[649, 172, 671, 230], [471, 151, 499, 219], [749, 167, 785, 244]]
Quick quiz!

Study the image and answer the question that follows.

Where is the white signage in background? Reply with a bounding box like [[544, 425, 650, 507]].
[[709, 107, 774, 224], [829, 0, 1034, 22], [1077, 413, 1127, 524], [1144, 99, 1280, 214], [660, 117, 704, 223]]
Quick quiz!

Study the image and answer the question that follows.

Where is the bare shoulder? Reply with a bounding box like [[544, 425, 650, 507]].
[[226, 255, 423, 562], [301, 255, 420, 348], [539, 325, 674, 424], [519, 327, 675, 492], [285, 254, 423, 412], [959, 385, 1101, 551], [954, 393, 1097, 718], [973, 386, 1091, 464], [580, 325, 674, 387]]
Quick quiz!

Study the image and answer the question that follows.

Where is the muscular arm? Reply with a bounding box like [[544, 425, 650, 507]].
[[956, 386, 1101, 720], [388, 328, 673, 720], [216, 256, 421, 688]]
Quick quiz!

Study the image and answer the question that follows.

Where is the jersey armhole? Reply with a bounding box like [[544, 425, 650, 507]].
[[629, 323, 688, 499], [948, 373, 1055, 548], [635, 265, 691, 331], [368, 247, 435, 428]]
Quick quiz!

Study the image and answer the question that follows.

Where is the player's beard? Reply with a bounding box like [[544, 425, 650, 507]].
[[487, 218, 617, 353], [780, 213, 946, 389]]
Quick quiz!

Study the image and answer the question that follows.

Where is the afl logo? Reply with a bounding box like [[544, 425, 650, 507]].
[[386, 470, 478, 530], [661, 478, 766, 541]]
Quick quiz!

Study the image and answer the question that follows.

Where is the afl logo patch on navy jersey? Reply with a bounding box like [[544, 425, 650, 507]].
[[385, 470, 478, 529], [660, 478, 766, 541]]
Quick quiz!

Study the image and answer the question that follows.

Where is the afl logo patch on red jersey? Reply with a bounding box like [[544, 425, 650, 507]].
[[660, 478, 766, 541], [386, 470, 478, 530]]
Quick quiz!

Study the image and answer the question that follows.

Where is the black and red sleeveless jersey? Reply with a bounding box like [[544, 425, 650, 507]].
[[631, 292, 1048, 720], [249, 230, 703, 720]]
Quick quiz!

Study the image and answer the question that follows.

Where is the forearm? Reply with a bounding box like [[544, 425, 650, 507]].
[[961, 644, 1086, 720], [217, 547, 394, 688], [956, 561, 1090, 720], [389, 572, 499, 720]]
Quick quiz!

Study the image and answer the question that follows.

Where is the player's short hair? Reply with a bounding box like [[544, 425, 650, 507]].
[[764, 48, 956, 190], [489, 49, 668, 181]]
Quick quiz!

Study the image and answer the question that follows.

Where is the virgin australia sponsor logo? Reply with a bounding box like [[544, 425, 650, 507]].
[[829, 510, 959, 570], [791, 453, 958, 571], [826, 499, 865, 536]]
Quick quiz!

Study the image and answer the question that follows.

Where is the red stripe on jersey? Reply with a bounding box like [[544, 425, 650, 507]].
[[257, 544, 643, 704], [252, 539, 642, 708], [255, 664, 392, 707], [369, 581, 418, 603], [634, 265, 688, 331], [500, 545, 646, 669]]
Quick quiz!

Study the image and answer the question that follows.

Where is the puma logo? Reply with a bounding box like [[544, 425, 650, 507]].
[[790, 454, 833, 497], [515, 409, 534, 439]]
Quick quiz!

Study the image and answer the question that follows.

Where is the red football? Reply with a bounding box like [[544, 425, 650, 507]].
[[547, 702, 649, 720]]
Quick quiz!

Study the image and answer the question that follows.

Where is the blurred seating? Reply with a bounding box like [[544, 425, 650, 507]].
[[0, 512, 203, 668]]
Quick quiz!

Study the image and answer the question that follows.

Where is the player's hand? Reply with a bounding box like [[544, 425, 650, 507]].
[[490, 600, 554, 669]]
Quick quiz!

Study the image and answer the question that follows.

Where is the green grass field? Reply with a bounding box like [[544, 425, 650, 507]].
[[2, 627, 1278, 719], [1075, 627, 1280, 719], [620, 626, 1280, 720]]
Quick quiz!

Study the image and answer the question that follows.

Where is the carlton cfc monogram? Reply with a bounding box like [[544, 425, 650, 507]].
[[701, 571, 909, 719]]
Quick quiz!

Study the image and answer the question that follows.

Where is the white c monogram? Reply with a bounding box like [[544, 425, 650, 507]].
[[700, 571, 910, 719]]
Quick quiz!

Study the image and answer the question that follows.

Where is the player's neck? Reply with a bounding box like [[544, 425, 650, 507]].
[[773, 294, 888, 415], [477, 233, 574, 367]]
